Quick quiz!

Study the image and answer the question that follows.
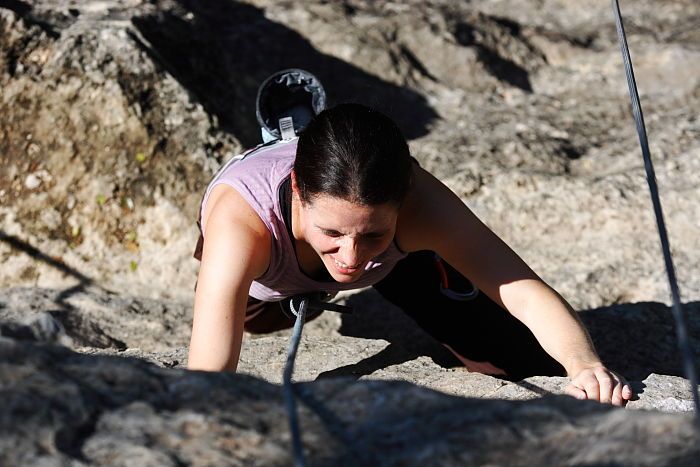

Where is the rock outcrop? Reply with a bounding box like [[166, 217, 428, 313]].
[[1, 0, 700, 464], [2, 286, 699, 411], [2, 335, 699, 466], [2, 0, 699, 306]]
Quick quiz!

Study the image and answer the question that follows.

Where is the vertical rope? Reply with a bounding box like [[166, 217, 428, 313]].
[[611, 0, 700, 422], [283, 297, 309, 466], [282, 296, 362, 465]]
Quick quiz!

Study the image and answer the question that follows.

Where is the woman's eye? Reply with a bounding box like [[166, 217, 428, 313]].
[[323, 230, 342, 237]]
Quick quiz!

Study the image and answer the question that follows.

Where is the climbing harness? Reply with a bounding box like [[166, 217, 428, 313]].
[[434, 254, 479, 301], [611, 0, 700, 422]]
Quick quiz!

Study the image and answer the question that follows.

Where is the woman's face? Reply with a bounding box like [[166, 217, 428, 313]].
[[296, 193, 399, 283]]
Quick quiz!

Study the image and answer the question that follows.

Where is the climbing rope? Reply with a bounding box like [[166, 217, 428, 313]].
[[611, 0, 700, 421], [281, 7, 700, 466], [283, 296, 361, 466], [283, 296, 309, 467]]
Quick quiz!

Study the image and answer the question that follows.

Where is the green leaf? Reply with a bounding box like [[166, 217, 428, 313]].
[[121, 196, 135, 210]]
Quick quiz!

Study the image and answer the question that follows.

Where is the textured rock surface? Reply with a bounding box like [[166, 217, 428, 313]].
[[1, 286, 698, 413], [1, 337, 700, 467], [1, 0, 699, 306], [1, 0, 700, 464]]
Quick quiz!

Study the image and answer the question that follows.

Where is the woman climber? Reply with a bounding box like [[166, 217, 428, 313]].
[[187, 90, 633, 406]]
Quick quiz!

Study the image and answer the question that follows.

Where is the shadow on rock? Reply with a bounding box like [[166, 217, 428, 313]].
[[0, 231, 93, 287], [131, 0, 438, 147], [2, 339, 698, 466], [0, 231, 127, 349], [323, 283, 700, 384], [580, 300, 700, 381], [316, 341, 434, 381], [317, 288, 463, 381]]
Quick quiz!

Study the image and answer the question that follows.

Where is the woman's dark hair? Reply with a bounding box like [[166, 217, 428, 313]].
[[294, 103, 413, 206]]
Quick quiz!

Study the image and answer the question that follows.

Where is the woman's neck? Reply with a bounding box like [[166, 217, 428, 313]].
[[290, 193, 304, 243]]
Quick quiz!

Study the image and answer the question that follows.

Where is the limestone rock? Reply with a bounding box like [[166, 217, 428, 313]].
[[1, 337, 699, 466], [0, 287, 191, 351], [1, 0, 700, 464], [2, 286, 698, 415], [2, 0, 699, 309]]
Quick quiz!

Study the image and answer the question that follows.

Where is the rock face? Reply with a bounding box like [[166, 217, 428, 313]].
[[2, 286, 699, 411], [2, 336, 700, 467], [2, 0, 699, 306], [1, 0, 700, 464]]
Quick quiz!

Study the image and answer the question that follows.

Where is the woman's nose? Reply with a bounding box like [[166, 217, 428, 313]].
[[338, 238, 361, 266]]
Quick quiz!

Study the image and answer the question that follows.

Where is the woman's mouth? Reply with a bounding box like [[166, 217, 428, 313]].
[[331, 257, 361, 275]]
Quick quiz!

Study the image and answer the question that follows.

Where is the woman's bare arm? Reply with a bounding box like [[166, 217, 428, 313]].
[[188, 186, 270, 372], [397, 166, 633, 405]]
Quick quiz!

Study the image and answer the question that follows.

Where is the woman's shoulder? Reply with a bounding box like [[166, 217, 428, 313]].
[[198, 184, 272, 283], [200, 139, 298, 234], [201, 184, 270, 244], [232, 139, 298, 172], [395, 165, 467, 252]]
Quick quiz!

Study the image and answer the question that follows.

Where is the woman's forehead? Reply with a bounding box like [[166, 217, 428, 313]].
[[306, 195, 398, 228]]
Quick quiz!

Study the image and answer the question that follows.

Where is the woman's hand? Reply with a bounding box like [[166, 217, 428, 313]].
[[565, 364, 634, 406], [397, 166, 635, 407]]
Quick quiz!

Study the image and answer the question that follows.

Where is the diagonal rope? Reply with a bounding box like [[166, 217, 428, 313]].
[[611, 0, 700, 422]]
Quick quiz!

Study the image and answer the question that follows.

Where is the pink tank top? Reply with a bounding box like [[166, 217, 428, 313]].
[[198, 138, 407, 301]]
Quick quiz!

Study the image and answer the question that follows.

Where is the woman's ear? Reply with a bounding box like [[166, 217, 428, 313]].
[[291, 170, 312, 207], [290, 170, 301, 199]]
